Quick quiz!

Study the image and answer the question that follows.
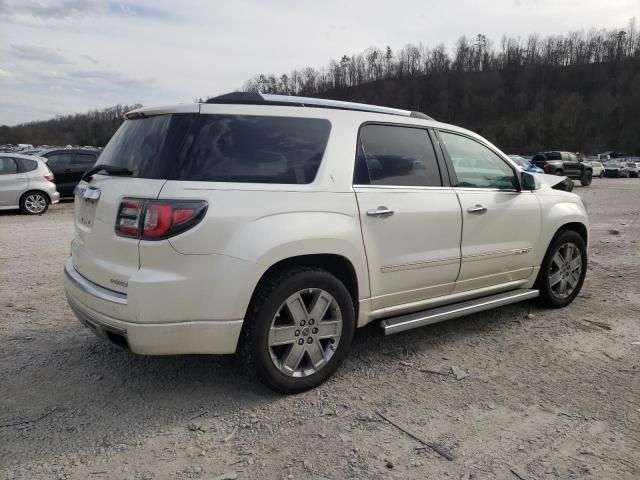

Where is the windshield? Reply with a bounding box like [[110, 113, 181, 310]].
[[98, 113, 332, 184]]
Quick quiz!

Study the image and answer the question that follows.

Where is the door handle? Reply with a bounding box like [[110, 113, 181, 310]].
[[367, 206, 394, 218], [16, 177, 27, 180], [467, 205, 487, 214]]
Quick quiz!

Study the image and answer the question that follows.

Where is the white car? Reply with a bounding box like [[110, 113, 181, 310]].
[[586, 161, 605, 178], [64, 93, 589, 393], [0, 153, 60, 214]]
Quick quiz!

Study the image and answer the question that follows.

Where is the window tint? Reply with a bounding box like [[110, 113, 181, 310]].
[[73, 153, 97, 170], [546, 152, 562, 160], [17, 158, 38, 172], [355, 124, 441, 187], [0, 157, 18, 174], [440, 132, 518, 190], [98, 114, 331, 184], [46, 152, 73, 172]]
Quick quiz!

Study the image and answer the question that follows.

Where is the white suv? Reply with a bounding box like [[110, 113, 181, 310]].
[[64, 93, 589, 393]]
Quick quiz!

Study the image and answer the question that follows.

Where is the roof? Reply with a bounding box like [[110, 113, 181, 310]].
[[204, 92, 434, 121]]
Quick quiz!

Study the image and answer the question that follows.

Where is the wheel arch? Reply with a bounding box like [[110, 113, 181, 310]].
[[20, 189, 52, 204], [249, 253, 360, 315]]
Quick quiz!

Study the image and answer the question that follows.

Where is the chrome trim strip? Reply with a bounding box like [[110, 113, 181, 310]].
[[381, 256, 460, 273], [64, 258, 128, 305], [462, 247, 532, 262], [381, 289, 539, 335]]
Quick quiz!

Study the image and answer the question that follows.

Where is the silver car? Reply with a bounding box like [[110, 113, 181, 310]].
[[0, 153, 60, 214]]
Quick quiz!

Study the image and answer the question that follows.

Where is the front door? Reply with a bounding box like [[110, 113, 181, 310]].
[[438, 131, 541, 293], [354, 124, 462, 311]]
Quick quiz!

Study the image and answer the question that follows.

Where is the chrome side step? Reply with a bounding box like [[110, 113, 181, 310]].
[[380, 289, 539, 335]]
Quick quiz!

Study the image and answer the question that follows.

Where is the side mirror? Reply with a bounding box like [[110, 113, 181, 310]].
[[521, 172, 537, 191]]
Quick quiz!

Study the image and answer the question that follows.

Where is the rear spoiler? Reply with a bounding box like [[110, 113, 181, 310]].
[[124, 104, 200, 120]]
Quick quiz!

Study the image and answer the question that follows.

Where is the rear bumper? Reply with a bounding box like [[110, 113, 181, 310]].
[[64, 258, 243, 355], [50, 191, 60, 204]]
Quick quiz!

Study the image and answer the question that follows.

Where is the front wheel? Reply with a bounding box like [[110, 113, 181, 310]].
[[536, 230, 587, 308], [240, 267, 355, 393], [580, 170, 592, 186]]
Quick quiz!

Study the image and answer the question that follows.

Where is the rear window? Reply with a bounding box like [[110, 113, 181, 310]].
[[98, 113, 331, 184]]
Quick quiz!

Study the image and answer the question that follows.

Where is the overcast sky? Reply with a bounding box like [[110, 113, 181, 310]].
[[0, 0, 637, 125]]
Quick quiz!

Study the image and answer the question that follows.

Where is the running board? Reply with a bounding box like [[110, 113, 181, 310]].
[[380, 289, 539, 335]]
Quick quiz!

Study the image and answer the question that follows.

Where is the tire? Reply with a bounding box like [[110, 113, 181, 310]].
[[19, 191, 49, 215], [240, 267, 356, 394], [536, 230, 587, 308], [599, 171, 604, 178], [580, 170, 592, 186], [555, 170, 563, 176]]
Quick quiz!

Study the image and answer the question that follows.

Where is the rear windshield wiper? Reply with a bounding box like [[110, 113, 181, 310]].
[[82, 164, 134, 182]]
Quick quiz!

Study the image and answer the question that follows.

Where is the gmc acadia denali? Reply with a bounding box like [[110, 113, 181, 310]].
[[64, 93, 589, 393]]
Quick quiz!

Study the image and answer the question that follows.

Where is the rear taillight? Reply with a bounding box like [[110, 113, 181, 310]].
[[115, 198, 207, 240], [44, 173, 55, 183], [543, 164, 550, 173]]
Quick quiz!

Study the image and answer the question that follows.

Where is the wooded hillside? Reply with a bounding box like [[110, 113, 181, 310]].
[[2, 20, 639, 153]]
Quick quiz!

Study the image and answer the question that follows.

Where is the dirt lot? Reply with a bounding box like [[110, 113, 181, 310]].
[[1, 179, 639, 480]]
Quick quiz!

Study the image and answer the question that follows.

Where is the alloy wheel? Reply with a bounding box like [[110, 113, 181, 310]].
[[25, 194, 47, 214], [268, 288, 342, 377], [548, 242, 582, 299]]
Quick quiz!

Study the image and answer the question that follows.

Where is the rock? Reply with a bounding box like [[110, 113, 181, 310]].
[[338, 433, 352, 443], [212, 472, 238, 480], [451, 366, 470, 380], [526, 313, 535, 319], [303, 460, 313, 470], [321, 408, 335, 416], [386, 460, 394, 469], [608, 229, 620, 235]]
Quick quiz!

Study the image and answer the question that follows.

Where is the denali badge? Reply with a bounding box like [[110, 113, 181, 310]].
[[110, 278, 128, 288]]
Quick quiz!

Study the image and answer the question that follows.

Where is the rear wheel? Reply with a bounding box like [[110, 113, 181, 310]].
[[536, 230, 587, 308], [580, 170, 592, 186], [20, 191, 49, 215], [240, 267, 355, 393]]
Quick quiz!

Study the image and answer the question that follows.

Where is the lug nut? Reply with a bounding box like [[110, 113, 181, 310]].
[[312, 327, 318, 334], [295, 330, 300, 336], [298, 338, 304, 345], [308, 319, 315, 325], [300, 320, 306, 326], [307, 338, 313, 344]]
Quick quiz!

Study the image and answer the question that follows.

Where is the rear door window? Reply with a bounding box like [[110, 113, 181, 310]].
[[46, 152, 73, 172], [0, 157, 18, 174], [354, 124, 442, 186], [73, 152, 98, 171], [98, 114, 331, 184]]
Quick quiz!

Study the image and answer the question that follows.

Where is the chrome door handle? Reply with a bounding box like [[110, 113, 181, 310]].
[[367, 206, 394, 217], [467, 205, 487, 214]]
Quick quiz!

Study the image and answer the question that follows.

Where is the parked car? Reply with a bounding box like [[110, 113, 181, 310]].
[[0, 153, 60, 214], [604, 161, 629, 178], [28, 148, 100, 197], [626, 162, 639, 178], [585, 161, 605, 178], [508, 155, 544, 173], [531, 151, 593, 186], [64, 93, 589, 393]]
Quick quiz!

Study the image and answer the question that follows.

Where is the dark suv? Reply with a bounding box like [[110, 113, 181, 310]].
[[531, 151, 593, 186], [27, 148, 100, 197]]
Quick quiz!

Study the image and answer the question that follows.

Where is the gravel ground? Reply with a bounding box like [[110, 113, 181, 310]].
[[1, 180, 639, 480]]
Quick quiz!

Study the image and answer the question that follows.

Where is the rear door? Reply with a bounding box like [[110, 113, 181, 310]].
[[438, 131, 541, 293], [44, 151, 74, 196], [71, 151, 98, 188], [0, 157, 27, 207], [354, 124, 462, 311]]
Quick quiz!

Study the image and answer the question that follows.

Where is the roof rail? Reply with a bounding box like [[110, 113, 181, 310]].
[[205, 92, 434, 121]]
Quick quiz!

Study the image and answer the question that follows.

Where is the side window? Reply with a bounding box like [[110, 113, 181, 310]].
[[16, 158, 38, 172], [440, 131, 518, 190], [45, 153, 72, 172], [73, 153, 97, 171], [0, 158, 18, 174], [355, 124, 441, 187]]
